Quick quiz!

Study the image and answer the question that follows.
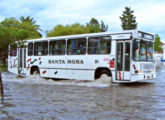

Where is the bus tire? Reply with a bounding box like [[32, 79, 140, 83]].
[[32, 67, 40, 75], [97, 70, 112, 84]]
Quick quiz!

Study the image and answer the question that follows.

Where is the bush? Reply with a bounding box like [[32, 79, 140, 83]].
[[0, 64, 8, 72]]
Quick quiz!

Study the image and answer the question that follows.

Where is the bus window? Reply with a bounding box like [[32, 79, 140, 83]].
[[125, 42, 130, 71], [117, 42, 123, 71], [147, 42, 154, 61], [88, 36, 111, 54], [34, 41, 48, 56], [49, 40, 66, 55], [28, 43, 33, 56], [67, 38, 86, 55], [133, 40, 154, 62]]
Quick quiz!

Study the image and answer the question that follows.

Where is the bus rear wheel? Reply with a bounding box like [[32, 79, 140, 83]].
[[97, 71, 112, 84], [32, 67, 40, 75]]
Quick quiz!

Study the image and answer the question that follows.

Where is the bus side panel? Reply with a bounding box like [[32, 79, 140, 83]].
[[66, 55, 90, 80], [26, 56, 32, 76], [110, 40, 116, 82], [26, 56, 50, 77], [86, 55, 111, 78], [37, 56, 50, 78], [47, 56, 66, 79], [40, 68, 50, 78], [8, 56, 19, 75], [49, 69, 66, 79]]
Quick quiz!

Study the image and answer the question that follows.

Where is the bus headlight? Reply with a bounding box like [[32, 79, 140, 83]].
[[135, 70, 143, 74], [135, 70, 139, 74], [139, 70, 143, 73]]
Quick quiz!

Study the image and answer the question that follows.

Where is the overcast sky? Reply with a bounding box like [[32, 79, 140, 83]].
[[0, 0, 164, 41]]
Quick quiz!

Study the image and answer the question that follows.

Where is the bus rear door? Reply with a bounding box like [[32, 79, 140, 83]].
[[18, 48, 26, 74], [116, 41, 131, 81]]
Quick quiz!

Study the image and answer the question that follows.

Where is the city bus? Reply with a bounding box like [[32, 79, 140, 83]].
[[8, 30, 156, 83]]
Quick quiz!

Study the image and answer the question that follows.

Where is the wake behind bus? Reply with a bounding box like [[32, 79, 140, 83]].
[[8, 30, 156, 83]]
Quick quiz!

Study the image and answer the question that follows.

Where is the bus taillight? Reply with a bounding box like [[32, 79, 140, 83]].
[[110, 60, 114, 68]]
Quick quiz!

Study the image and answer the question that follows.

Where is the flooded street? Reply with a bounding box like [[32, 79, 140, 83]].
[[0, 67, 165, 120]]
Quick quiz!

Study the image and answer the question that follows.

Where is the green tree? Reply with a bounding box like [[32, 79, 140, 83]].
[[119, 7, 137, 30], [46, 18, 108, 37], [20, 16, 42, 37], [47, 23, 90, 37], [154, 34, 163, 53], [19, 21, 42, 39], [100, 21, 108, 32], [87, 18, 100, 33], [0, 17, 42, 66], [0, 18, 20, 66]]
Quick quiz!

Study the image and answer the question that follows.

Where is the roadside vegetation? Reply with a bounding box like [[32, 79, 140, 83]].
[[0, 7, 162, 69], [0, 16, 42, 67], [0, 64, 8, 72]]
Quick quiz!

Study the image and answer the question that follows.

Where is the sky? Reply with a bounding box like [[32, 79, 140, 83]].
[[0, 0, 165, 41]]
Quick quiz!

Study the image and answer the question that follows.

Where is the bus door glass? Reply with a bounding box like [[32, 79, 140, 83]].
[[116, 41, 131, 80], [18, 48, 26, 74]]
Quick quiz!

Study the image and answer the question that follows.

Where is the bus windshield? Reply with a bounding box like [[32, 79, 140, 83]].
[[133, 39, 154, 62]]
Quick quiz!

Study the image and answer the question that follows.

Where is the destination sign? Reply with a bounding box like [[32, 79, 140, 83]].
[[138, 31, 154, 41]]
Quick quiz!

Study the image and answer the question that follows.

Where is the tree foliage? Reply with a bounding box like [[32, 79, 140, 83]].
[[120, 7, 137, 30], [87, 18, 108, 32], [20, 16, 42, 35], [154, 34, 163, 53], [100, 21, 108, 32], [87, 18, 100, 33], [47, 18, 108, 37], [0, 17, 42, 66], [47, 24, 90, 37]]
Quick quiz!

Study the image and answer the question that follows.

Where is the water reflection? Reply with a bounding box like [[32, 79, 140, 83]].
[[0, 67, 165, 120]]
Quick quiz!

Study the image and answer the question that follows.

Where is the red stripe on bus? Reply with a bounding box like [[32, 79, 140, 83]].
[[42, 70, 46, 74], [27, 64, 30, 70], [119, 71, 121, 80], [27, 58, 31, 62], [133, 64, 136, 70]]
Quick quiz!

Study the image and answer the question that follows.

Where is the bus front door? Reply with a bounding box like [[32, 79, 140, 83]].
[[116, 41, 131, 81], [18, 48, 26, 74]]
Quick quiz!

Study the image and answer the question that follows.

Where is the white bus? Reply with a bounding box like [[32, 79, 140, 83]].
[[8, 30, 156, 83]]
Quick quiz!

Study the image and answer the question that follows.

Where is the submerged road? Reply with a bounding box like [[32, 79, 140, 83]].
[[0, 67, 165, 120]]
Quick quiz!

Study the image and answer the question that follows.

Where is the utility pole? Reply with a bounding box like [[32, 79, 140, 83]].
[[0, 70, 4, 103]]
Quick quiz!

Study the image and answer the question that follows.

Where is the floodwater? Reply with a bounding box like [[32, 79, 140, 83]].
[[0, 68, 165, 120]]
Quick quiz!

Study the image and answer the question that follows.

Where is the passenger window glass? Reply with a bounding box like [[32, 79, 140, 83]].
[[67, 38, 86, 55], [117, 42, 123, 71], [49, 40, 66, 55], [34, 42, 48, 56], [125, 42, 130, 71], [88, 36, 111, 54], [28, 43, 33, 56]]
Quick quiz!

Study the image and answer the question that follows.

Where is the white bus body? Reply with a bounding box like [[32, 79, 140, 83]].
[[8, 30, 156, 83]]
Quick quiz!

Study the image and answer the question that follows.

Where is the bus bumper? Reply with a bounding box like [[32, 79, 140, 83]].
[[113, 73, 156, 83], [131, 73, 156, 82]]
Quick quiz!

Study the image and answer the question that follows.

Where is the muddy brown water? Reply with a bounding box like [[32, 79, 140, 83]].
[[0, 67, 165, 120]]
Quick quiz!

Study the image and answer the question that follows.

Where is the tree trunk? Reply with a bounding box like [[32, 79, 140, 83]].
[[1, 50, 8, 67], [0, 70, 4, 98], [3, 58, 6, 67]]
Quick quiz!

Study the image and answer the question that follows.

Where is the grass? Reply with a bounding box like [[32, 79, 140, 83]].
[[0, 64, 8, 72]]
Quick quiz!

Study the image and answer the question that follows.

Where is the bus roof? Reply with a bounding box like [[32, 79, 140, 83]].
[[24, 30, 154, 42]]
